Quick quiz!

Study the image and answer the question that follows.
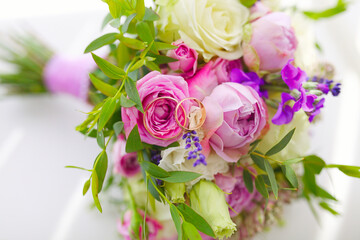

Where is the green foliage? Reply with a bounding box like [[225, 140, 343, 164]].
[[97, 130, 105, 149], [326, 164, 360, 178], [89, 73, 117, 97], [304, 0, 348, 20], [281, 165, 298, 188], [91, 53, 126, 79], [125, 77, 144, 112], [243, 169, 254, 193], [240, 0, 257, 8], [255, 175, 269, 198], [182, 221, 202, 240], [158, 171, 201, 183], [83, 179, 91, 196], [140, 160, 170, 178], [264, 159, 278, 199], [98, 98, 117, 131], [120, 94, 136, 107], [265, 128, 295, 156], [125, 125, 144, 153], [113, 121, 124, 136], [84, 33, 119, 53], [170, 205, 183, 240]]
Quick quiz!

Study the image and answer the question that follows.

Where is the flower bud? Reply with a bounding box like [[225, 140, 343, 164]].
[[164, 182, 186, 203], [189, 180, 236, 239]]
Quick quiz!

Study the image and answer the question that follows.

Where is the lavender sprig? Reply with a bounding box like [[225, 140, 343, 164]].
[[183, 130, 207, 167]]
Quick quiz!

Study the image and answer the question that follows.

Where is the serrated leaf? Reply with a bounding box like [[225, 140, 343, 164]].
[[143, 8, 160, 21], [140, 161, 170, 178], [281, 165, 298, 188], [182, 222, 202, 240], [89, 73, 117, 97], [170, 204, 182, 240], [264, 159, 278, 199], [113, 121, 124, 136], [255, 175, 269, 198], [243, 169, 254, 193], [94, 152, 108, 193], [97, 130, 105, 149], [250, 153, 266, 171], [125, 125, 144, 153], [91, 172, 102, 212], [121, 37, 146, 50], [122, 13, 137, 33], [177, 204, 215, 237], [125, 78, 144, 113], [158, 171, 201, 183], [83, 179, 91, 196], [91, 53, 125, 79], [98, 98, 117, 131], [265, 128, 295, 156], [120, 94, 136, 107], [84, 33, 118, 53]]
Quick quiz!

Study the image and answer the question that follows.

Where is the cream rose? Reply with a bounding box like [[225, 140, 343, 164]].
[[156, 0, 250, 61]]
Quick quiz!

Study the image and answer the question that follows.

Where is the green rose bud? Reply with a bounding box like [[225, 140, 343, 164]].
[[189, 180, 237, 239], [164, 182, 186, 203]]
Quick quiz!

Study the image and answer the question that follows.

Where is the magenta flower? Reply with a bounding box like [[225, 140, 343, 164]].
[[281, 59, 307, 90], [230, 68, 268, 98], [272, 93, 295, 125], [167, 40, 198, 78], [113, 135, 140, 177]]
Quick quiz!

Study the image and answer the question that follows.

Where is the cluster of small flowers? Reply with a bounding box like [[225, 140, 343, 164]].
[[183, 131, 206, 167]]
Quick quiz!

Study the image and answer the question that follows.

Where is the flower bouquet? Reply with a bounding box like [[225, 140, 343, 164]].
[[4, 0, 357, 239]]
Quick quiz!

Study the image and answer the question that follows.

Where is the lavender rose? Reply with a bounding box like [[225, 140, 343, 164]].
[[167, 40, 198, 77], [113, 135, 140, 177], [243, 12, 298, 72], [122, 71, 190, 147], [202, 82, 268, 162]]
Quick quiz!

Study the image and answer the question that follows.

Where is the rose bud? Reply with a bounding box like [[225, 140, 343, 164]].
[[167, 40, 198, 78], [243, 12, 298, 72], [113, 135, 140, 177], [189, 180, 236, 239]]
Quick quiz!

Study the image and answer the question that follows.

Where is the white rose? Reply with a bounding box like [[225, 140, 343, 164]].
[[156, 0, 250, 61], [159, 141, 229, 187], [257, 110, 311, 161]]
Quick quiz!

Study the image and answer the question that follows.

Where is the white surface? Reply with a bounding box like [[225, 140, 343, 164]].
[[0, 1, 360, 239]]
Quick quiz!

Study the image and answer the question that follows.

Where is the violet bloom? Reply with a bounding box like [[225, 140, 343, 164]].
[[309, 98, 325, 122], [272, 93, 295, 125], [331, 83, 341, 96], [281, 59, 307, 90], [230, 68, 268, 98]]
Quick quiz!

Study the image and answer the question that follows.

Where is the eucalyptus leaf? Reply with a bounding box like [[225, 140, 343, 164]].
[[140, 161, 170, 178], [250, 153, 266, 171], [91, 53, 125, 79], [255, 175, 269, 198], [243, 169, 254, 193], [125, 125, 144, 153], [264, 159, 278, 199], [84, 33, 118, 53], [265, 128, 295, 156], [89, 73, 117, 97], [170, 204, 183, 240], [177, 203, 215, 237], [281, 165, 298, 188], [158, 171, 201, 183]]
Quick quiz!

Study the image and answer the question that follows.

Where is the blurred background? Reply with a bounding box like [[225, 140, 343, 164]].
[[0, 0, 359, 239]]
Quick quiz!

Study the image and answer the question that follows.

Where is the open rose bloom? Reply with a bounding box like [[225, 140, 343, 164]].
[[70, 0, 349, 239]]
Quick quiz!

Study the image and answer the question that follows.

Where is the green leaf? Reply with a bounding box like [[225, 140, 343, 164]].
[[120, 94, 136, 107], [143, 8, 160, 21], [113, 121, 124, 136], [97, 130, 105, 149], [136, 21, 154, 43], [284, 157, 304, 165], [101, 13, 113, 30], [281, 165, 298, 188], [109, 18, 121, 28], [94, 152, 108, 193], [84, 33, 118, 53], [122, 13, 137, 33], [91, 53, 125, 79], [303, 0, 348, 20], [240, 0, 257, 8], [125, 125, 144, 153], [264, 159, 278, 199], [147, 175, 161, 201], [170, 204, 182, 240], [158, 171, 201, 183], [255, 175, 269, 198], [250, 153, 266, 171], [125, 78, 144, 113], [243, 169, 254, 193], [129, 58, 146, 72], [98, 98, 117, 131], [116, 42, 130, 69], [177, 203, 215, 237], [121, 37, 146, 50], [89, 73, 117, 97], [91, 172, 102, 212], [327, 164, 360, 178], [182, 222, 202, 240], [135, 0, 145, 20], [319, 202, 340, 216], [140, 160, 170, 178], [145, 61, 161, 71], [83, 179, 91, 196], [265, 128, 295, 156], [316, 186, 337, 201], [65, 166, 92, 172], [105, 0, 122, 18], [148, 53, 178, 64], [304, 155, 326, 174], [154, 42, 177, 51], [248, 139, 261, 154]]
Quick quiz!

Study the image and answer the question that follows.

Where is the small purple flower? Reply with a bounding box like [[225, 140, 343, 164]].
[[272, 93, 295, 125], [230, 68, 268, 98], [331, 83, 341, 96], [317, 83, 329, 94], [183, 131, 207, 166], [309, 98, 325, 122], [193, 154, 207, 167], [281, 59, 307, 90]]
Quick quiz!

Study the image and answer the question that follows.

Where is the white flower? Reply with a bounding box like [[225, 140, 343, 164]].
[[257, 110, 311, 161], [159, 142, 229, 187], [156, 0, 250, 61]]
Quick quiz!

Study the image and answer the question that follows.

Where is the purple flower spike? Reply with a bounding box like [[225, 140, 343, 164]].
[[331, 83, 341, 96], [281, 59, 307, 90], [317, 83, 329, 94], [185, 144, 191, 149], [186, 138, 192, 144], [192, 136, 200, 142]]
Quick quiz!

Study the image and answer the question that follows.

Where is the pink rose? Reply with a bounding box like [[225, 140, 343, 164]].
[[122, 71, 190, 147], [117, 210, 163, 240], [243, 12, 298, 72], [167, 40, 198, 78], [113, 135, 140, 177], [212, 58, 242, 84], [250, 2, 271, 20], [215, 167, 260, 217], [202, 82, 268, 162]]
